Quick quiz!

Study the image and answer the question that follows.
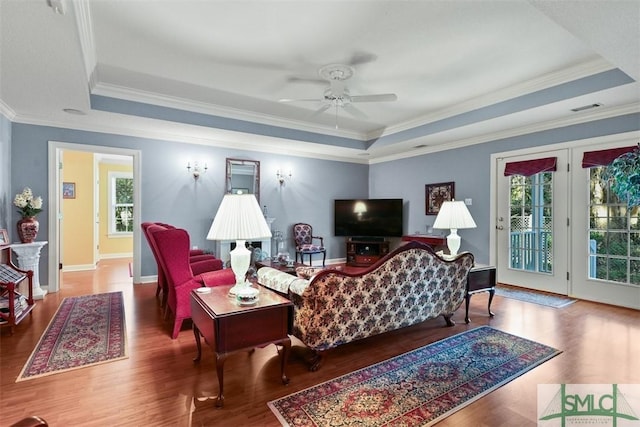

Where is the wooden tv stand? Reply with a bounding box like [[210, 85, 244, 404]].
[[346, 238, 390, 267]]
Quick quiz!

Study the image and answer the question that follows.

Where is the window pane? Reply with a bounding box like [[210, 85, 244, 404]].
[[116, 178, 133, 204]]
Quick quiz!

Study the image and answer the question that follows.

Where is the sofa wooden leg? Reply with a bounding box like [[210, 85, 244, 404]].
[[443, 314, 455, 326], [308, 351, 324, 372]]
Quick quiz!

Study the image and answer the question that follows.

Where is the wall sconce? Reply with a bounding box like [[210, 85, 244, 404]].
[[276, 169, 292, 185], [187, 161, 207, 180]]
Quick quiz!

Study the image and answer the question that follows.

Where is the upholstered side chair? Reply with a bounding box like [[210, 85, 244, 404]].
[[153, 227, 235, 339], [142, 222, 223, 311], [293, 223, 326, 266]]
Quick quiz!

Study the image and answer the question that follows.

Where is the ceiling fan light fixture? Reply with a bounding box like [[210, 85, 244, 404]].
[[319, 64, 355, 81]]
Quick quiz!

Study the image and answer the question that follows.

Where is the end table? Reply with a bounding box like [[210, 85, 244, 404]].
[[465, 264, 496, 323]]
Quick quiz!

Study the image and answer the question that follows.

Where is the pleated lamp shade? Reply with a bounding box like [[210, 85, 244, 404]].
[[207, 194, 272, 241], [207, 194, 272, 296]]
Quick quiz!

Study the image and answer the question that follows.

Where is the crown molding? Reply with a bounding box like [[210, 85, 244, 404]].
[[0, 99, 16, 121], [92, 81, 368, 141], [369, 102, 640, 164], [9, 98, 636, 166], [11, 110, 369, 164], [73, 0, 97, 87]]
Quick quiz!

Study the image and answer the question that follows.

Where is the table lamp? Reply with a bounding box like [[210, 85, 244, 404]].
[[206, 194, 272, 299], [432, 199, 476, 256]]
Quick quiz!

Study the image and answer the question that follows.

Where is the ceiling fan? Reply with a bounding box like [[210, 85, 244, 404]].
[[279, 64, 398, 127]]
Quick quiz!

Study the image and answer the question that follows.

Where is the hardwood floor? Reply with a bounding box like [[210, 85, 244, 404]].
[[1, 259, 638, 426]]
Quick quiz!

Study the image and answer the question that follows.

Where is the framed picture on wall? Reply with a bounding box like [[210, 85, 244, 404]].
[[62, 182, 76, 199], [0, 229, 8, 246], [425, 182, 455, 215]]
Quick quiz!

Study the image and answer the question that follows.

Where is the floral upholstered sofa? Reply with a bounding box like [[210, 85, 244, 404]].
[[257, 241, 474, 370]]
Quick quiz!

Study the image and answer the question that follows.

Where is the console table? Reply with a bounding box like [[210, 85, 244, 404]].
[[10, 241, 48, 300], [401, 235, 446, 250], [190, 284, 293, 407], [346, 239, 389, 267], [465, 264, 496, 323]]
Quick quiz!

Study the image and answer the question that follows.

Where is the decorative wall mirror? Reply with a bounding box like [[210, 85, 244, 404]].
[[226, 158, 260, 203]]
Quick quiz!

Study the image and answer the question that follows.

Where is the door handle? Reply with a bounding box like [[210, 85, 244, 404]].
[[496, 225, 504, 230]]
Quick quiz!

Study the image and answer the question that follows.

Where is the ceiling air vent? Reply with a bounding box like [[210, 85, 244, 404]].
[[571, 103, 603, 112]]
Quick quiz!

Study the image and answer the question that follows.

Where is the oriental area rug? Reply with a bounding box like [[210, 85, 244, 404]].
[[495, 285, 577, 308], [268, 326, 561, 426], [17, 291, 127, 382]]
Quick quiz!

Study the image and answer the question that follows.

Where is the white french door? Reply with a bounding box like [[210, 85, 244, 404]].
[[495, 149, 569, 295], [492, 133, 640, 309], [570, 142, 640, 309]]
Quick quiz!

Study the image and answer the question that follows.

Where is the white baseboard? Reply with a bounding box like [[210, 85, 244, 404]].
[[62, 264, 96, 272], [139, 275, 158, 284], [100, 253, 133, 259]]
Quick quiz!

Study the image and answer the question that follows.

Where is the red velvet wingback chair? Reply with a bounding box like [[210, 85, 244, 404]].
[[153, 227, 235, 338], [142, 222, 223, 311]]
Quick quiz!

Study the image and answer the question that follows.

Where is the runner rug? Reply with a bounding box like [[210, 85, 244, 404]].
[[17, 291, 127, 382], [268, 326, 560, 426], [495, 285, 577, 308]]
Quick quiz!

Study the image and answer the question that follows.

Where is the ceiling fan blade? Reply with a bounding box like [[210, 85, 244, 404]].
[[279, 98, 321, 103], [347, 51, 378, 66], [286, 75, 326, 85], [343, 104, 368, 120], [351, 93, 398, 103], [309, 104, 331, 118]]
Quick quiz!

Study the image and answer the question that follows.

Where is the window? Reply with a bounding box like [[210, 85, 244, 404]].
[[509, 172, 554, 274], [589, 166, 640, 285], [109, 172, 133, 234]]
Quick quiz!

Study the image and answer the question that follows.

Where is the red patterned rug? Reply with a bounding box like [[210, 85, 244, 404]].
[[268, 326, 560, 426], [17, 292, 127, 382]]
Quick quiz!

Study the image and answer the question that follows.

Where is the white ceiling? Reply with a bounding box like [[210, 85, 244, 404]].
[[1, 0, 638, 163]]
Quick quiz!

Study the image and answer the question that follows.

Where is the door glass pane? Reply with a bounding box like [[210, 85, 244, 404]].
[[588, 166, 640, 285], [509, 172, 553, 273]]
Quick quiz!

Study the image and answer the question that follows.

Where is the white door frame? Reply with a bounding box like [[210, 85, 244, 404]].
[[47, 141, 142, 293]]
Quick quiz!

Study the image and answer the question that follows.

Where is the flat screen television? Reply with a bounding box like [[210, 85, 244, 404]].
[[334, 199, 403, 237]]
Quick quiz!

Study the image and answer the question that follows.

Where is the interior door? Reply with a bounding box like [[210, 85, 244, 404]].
[[496, 149, 569, 294]]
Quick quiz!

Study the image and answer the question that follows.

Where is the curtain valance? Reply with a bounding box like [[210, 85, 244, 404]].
[[504, 157, 557, 176], [582, 146, 637, 168]]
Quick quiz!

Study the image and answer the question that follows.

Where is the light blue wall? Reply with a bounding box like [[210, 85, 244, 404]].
[[10, 123, 368, 276], [370, 113, 640, 264], [9, 112, 640, 279], [0, 113, 11, 234]]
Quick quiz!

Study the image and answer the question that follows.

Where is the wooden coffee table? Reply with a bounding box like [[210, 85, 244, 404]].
[[190, 284, 293, 407]]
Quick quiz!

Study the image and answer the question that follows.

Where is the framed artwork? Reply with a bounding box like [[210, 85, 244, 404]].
[[62, 182, 76, 199], [425, 182, 455, 215], [0, 229, 8, 246]]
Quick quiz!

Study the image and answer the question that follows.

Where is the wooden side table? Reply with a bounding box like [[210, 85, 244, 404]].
[[190, 284, 293, 407], [465, 265, 496, 323]]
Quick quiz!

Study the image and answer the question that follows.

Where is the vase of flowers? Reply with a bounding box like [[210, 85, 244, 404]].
[[14, 187, 43, 243]]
